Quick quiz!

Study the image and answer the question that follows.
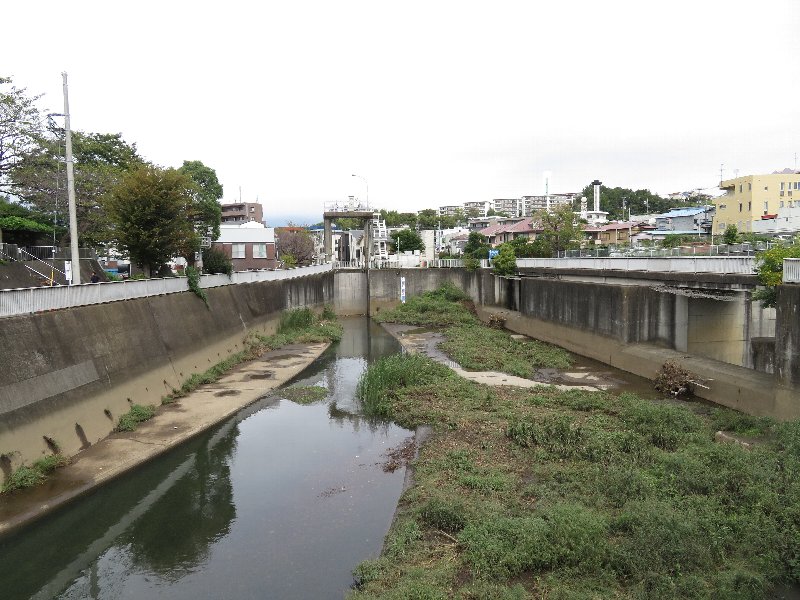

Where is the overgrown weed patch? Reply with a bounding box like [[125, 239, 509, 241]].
[[350, 351, 800, 599]]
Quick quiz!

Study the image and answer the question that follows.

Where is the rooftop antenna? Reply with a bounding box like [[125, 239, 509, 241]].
[[719, 163, 724, 184], [734, 168, 739, 178]]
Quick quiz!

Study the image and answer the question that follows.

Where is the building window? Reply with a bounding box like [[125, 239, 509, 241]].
[[781, 201, 785, 208], [719, 203, 727, 209], [748, 182, 752, 191], [253, 244, 267, 258], [748, 201, 751, 211], [739, 184, 743, 193], [232, 244, 245, 259], [764, 201, 769, 211], [739, 203, 742, 212], [718, 222, 725, 230]]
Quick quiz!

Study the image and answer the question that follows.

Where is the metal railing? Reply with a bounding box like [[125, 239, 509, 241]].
[[557, 242, 780, 259], [785, 259, 800, 283], [516, 256, 755, 275], [0, 263, 333, 318]]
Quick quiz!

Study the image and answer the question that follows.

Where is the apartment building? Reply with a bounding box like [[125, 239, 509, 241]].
[[714, 169, 800, 233], [438, 205, 462, 218], [520, 193, 577, 216], [493, 198, 521, 217], [463, 200, 493, 218], [220, 202, 264, 224]]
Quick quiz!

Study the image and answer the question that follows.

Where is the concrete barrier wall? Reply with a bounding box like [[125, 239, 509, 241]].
[[0, 272, 333, 471], [517, 278, 678, 347]]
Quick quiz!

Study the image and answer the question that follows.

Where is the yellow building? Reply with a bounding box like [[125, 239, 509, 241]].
[[714, 169, 800, 233]]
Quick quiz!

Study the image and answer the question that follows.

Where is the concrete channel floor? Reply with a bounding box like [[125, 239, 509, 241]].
[[0, 342, 330, 537]]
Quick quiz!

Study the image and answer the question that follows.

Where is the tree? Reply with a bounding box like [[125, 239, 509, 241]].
[[508, 235, 552, 258], [462, 231, 490, 259], [492, 243, 517, 276], [11, 128, 144, 248], [0, 77, 43, 194], [107, 165, 200, 276], [202, 246, 232, 275], [276, 228, 314, 266], [578, 183, 681, 219], [178, 160, 223, 241], [534, 204, 584, 254], [752, 242, 800, 308], [723, 224, 739, 245], [390, 228, 424, 253]]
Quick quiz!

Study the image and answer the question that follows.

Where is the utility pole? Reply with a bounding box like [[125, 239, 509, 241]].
[[62, 72, 80, 284]]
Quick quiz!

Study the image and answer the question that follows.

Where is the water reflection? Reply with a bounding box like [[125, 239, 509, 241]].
[[0, 317, 407, 600]]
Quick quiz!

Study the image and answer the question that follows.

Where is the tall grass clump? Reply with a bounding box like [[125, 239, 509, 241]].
[[278, 307, 315, 332], [2, 453, 69, 493], [356, 353, 454, 418], [116, 404, 156, 432]]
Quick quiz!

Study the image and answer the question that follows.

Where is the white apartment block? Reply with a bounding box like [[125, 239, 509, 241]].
[[520, 193, 577, 216]]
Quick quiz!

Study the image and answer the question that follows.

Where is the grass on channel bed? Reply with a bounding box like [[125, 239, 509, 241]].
[[162, 307, 342, 404], [375, 283, 573, 374], [350, 353, 800, 599], [373, 282, 477, 327], [280, 385, 328, 404], [116, 404, 156, 432], [440, 323, 572, 376], [2, 453, 69, 493]]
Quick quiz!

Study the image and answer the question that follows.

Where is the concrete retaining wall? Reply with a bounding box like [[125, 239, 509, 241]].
[[0, 272, 333, 472]]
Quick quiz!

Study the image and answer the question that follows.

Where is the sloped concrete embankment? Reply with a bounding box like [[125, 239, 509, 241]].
[[0, 272, 333, 473]]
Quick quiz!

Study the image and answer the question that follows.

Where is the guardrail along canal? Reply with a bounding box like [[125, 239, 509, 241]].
[[0, 317, 409, 600]]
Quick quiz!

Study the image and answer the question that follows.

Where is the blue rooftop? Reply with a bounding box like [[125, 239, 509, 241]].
[[659, 206, 712, 218]]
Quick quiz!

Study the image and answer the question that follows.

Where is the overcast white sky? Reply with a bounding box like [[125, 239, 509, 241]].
[[5, 0, 799, 224]]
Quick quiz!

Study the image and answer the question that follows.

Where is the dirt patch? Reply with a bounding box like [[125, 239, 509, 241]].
[[214, 390, 241, 397], [248, 371, 275, 380], [381, 437, 417, 473]]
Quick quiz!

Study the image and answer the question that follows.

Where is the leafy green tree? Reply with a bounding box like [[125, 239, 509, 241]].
[[723, 224, 739, 245], [462, 231, 490, 259], [391, 228, 424, 253], [11, 128, 144, 248], [578, 183, 683, 219], [107, 165, 200, 276], [201, 246, 232, 275], [534, 204, 584, 254], [508, 235, 552, 258], [0, 215, 52, 245], [752, 242, 800, 308], [0, 77, 43, 193], [492, 243, 516, 276], [178, 160, 223, 241]]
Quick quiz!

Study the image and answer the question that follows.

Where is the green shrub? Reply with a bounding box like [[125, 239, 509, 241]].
[[2, 465, 45, 492], [116, 404, 156, 432]]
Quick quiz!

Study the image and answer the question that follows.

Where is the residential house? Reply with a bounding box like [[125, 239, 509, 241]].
[[655, 206, 714, 234], [714, 169, 800, 234], [212, 222, 277, 271]]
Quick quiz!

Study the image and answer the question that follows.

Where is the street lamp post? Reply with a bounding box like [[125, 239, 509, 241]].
[[351, 174, 368, 208]]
